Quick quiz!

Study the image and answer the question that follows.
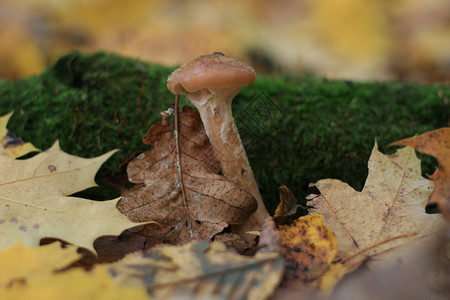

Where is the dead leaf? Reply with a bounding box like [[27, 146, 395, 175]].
[[274, 185, 300, 225], [0, 241, 148, 299], [258, 213, 359, 297], [108, 240, 284, 300], [117, 106, 257, 244], [307, 143, 445, 268], [331, 231, 450, 300], [212, 232, 249, 253], [0, 112, 39, 158], [0, 112, 151, 254], [390, 128, 450, 218], [93, 231, 162, 264], [278, 214, 339, 287], [0, 240, 81, 287], [259, 216, 281, 253]]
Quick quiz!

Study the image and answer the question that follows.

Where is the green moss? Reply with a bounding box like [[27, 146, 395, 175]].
[[1, 51, 448, 213]]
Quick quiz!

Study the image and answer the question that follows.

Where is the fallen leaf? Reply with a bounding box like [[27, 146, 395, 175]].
[[278, 214, 339, 288], [108, 240, 284, 300], [332, 232, 450, 300], [0, 241, 148, 300], [117, 106, 257, 244], [0, 240, 81, 287], [41, 231, 164, 270], [274, 185, 300, 225], [0, 112, 39, 158], [259, 216, 281, 253], [0, 113, 151, 254], [390, 128, 450, 218], [93, 231, 162, 264], [307, 143, 445, 268], [212, 232, 249, 252]]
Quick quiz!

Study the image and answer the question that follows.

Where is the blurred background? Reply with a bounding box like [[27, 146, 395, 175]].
[[1, 0, 449, 82]]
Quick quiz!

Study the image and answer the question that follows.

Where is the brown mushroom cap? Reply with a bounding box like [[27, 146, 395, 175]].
[[167, 53, 256, 95]]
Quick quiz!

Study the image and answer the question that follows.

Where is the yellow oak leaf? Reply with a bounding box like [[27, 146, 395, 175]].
[[0, 113, 151, 254], [307, 143, 445, 268], [0, 241, 148, 300], [108, 240, 284, 300], [0, 112, 39, 158]]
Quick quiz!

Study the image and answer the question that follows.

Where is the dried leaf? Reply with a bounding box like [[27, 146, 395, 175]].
[[390, 128, 450, 218], [108, 240, 284, 300], [332, 233, 450, 300], [0, 112, 39, 158], [278, 214, 339, 287], [0, 113, 150, 254], [307, 143, 445, 268], [0, 240, 81, 286], [0, 241, 148, 299], [94, 231, 162, 264], [259, 216, 281, 253], [274, 185, 300, 225], [212, 232, 249, 253], [118, 106, 257, 244]]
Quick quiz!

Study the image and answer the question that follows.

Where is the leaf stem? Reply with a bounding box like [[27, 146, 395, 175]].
[[341, 232, 417, 264]]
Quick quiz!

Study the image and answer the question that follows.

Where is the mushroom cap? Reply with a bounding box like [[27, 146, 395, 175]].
[[167, 53, 256, 95]]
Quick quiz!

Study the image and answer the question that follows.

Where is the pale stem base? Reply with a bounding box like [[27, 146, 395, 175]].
[[196, 97, 268, 241]]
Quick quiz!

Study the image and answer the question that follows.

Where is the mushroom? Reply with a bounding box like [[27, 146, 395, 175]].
[[167, 53, 268, 239]]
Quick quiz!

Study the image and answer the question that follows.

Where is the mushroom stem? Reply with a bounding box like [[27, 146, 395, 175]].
[[193, 94, 267, 239], [167, 53, 269, 241]]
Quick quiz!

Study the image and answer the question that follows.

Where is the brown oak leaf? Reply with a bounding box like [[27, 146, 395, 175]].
[[117, 106, 257, 244]]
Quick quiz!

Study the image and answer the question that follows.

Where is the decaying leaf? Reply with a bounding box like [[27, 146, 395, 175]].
[[0, 112, 39, 158], [108, 240, 284, 300], [0, 113, 150, 254], [279, 214, 337, 284], [390, 128, 450, 218], [117, 106, 257, 244], [212, 232, 250, 253], [332, 233, 450, 300], [259, 216, 281, 253], [0, 241, 148, 300], [256, 212, 360, 297], [307, 143, 445, 268], [278, 214, 350, 292], [273, 185, 300, 225]]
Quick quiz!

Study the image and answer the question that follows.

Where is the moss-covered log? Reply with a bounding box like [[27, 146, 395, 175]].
[[0, 51, 448, 213]]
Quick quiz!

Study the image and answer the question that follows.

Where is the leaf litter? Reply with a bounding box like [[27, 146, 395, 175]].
[[0, 105, 448, 299]]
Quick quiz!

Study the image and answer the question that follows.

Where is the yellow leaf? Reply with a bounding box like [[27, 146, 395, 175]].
[[0, 112, 39, 158], [0, 241, 148, 300], [315, 259, 362, 296], [0, 113, 152, 254], [307, 143, 445, 268], [278, 214, 354, 294], [273, 186, 299, 225], [0, 240, 81, 287], [109, 240, 284, 300]]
